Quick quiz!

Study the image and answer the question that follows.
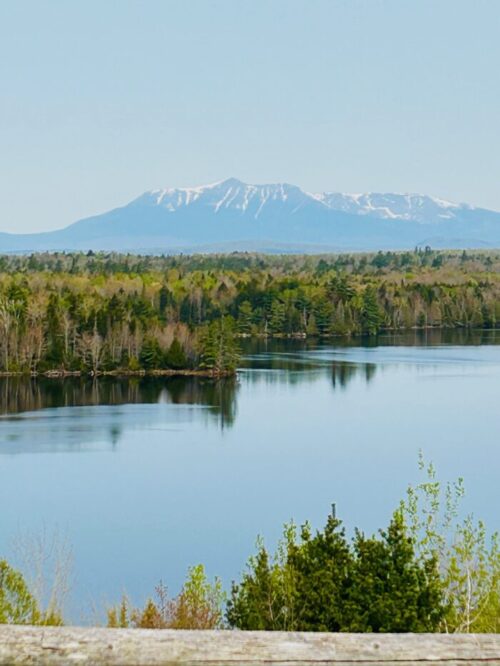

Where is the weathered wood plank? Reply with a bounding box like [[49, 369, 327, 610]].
[[0, 626, 499, 665]]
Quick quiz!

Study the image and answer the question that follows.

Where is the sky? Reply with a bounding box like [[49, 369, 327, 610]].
[[1, 0, 500, 233]]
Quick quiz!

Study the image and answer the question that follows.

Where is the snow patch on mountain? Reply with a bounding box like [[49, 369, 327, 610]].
[[142, 178, 474, 225], [314, 192, 472, 224], [145, 178, 315, 219]]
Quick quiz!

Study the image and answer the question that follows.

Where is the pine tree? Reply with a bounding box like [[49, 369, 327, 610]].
[[227, 547, 282, 630], [291, 514, 352, 631], [344, 511, 444, 632], [362, 286, 383, 335], [199, 317, 240, 373], [165, 339, 188, 369], [269, 300, 286, 334], [237, 301, 254, 335], [139, 337, 163, 369]]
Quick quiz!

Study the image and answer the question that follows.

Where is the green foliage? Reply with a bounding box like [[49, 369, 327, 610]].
[[127, 355, 141, 371], [400, 454, 500, 632], [226, 529, 297, 630], [7, 528, 71, 627], [269, 300, 286, 334], [361, 286, 383, 335], [107, 565, 225, 630], [199, 316, 241, 373], [237, 300, 253, 334], [0, 559, 39, 625], [290, 516, 352, 631], [228, 458, 499, 634], [445, 518, 500, 632], [344, 512, 444, 631], [107, 595, 131, 629], [139, 337, 163, 370], [1, 250, 500, 373], [165, 339, 188, 370], [169, 564, 226, 629], [227, 509, 444, 632]]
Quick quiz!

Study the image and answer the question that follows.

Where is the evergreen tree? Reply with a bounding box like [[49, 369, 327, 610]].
[[165, 339, 188, 369], [290, 513, 352, 631], [199, 317, 240, 373], [314, 299, 334, 336], [362, 286, 383, 335], [237, 301, 253, 335], [227, 527, 298, 631], [344, 512, 444, 632], [227, 548, 279, 630], [139, 338, 163, 369], [269, 300, 286, 334], [227, 508, 446, 633]]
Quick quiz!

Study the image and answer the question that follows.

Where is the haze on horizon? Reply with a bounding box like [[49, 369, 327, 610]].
[[1, 0, 500, 234]]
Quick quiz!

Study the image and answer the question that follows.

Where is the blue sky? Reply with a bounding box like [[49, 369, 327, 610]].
[[1, 0, 499, 233]]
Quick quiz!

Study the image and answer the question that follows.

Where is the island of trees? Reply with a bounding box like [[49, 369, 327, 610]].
[[0, 248, 499, 376]]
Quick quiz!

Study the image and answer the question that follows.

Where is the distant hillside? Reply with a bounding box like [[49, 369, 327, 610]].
[[2, 178, 500, 252]]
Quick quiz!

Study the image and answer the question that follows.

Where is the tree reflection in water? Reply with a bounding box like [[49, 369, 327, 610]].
[[2, 329, 497, 453], [0, 376, 239, 429], [331, 361, 376, 390]]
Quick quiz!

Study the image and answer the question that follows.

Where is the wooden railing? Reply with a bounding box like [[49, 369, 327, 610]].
[[1, 626, 499, 665]]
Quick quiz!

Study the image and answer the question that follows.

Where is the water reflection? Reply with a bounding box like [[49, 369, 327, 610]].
[[2, 329, 499, 409], [1, 329, 499, 455], [240, 328, 500, 358], [0, 376, 238, 422], [331, 361, 376, 389], [0, 376, 239, 454]]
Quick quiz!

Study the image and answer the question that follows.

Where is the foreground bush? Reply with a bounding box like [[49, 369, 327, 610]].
[[0, 560, 39, 625], [1, 458, 497, 632], [0, 559, 62, 626], [226, 511, 444, 632], [401, 455, 500, 633], [107, 564, 225, 629], [227, 457, 499, 633]]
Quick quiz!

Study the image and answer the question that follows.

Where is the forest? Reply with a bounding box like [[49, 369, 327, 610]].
[[0, 248, 500, 375]]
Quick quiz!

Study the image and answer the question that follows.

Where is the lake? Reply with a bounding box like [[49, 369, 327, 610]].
[[0, 329, 499, 622]]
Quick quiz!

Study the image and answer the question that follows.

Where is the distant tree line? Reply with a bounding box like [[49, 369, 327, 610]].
[[0, 249, 499, 373]]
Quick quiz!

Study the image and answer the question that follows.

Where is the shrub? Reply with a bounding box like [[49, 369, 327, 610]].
[[227, 510, 444, 632], [400, 454, 500, 633], [0, 559, 40, 625], [107, 565, 225, 630]]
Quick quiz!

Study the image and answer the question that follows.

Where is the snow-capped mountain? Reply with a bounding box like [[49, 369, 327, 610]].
[[146, 178, 310, 213], [1, 178, 500, 253], [132, 179, 472, 224], [314, 192, 471, 224]]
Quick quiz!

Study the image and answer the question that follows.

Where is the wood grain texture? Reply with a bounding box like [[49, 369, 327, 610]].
[[0, 626, 499, 665]]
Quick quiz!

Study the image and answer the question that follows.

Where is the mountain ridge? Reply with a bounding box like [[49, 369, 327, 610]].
[[1, 178, 500, 253]]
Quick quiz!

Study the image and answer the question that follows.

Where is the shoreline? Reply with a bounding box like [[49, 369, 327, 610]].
[[0, 368, 237, 379], [0, 325, 496, 379]]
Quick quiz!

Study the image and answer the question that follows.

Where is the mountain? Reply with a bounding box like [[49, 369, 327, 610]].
[[2, 178, 500, 253]]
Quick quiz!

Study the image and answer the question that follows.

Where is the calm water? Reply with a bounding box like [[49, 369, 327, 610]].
[[0, 330, 499, 621]]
